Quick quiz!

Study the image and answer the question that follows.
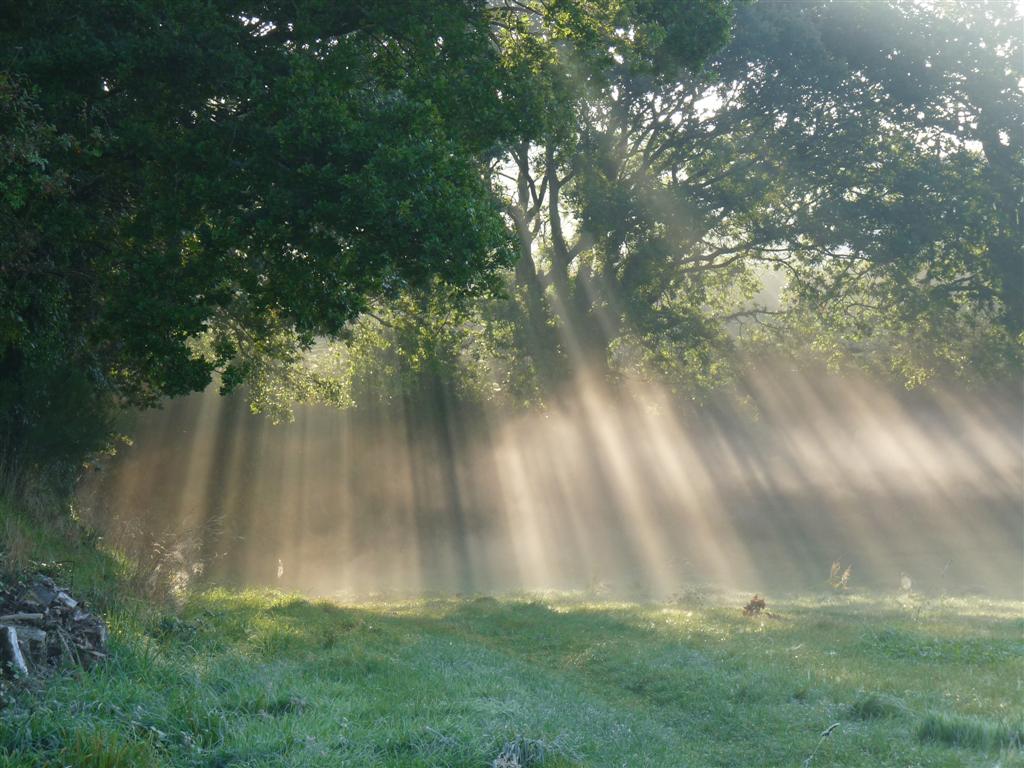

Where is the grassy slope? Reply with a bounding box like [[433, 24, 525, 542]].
[[0, 498, 127, 609], [1, 503, 1022, 768]]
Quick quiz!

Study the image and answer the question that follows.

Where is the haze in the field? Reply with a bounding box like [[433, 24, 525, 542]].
[[80, 362, 1023, 598]]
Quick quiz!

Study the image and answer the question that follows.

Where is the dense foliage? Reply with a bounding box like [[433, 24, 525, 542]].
[[1, 0, 1020, 479], [1, 0, 519, 470], [0, 0, 736, 474], [338, 0, 1021, 409], [733, 0, 1023, 383]]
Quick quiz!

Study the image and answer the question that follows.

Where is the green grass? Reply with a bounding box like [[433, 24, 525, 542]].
[[0, 497, 128, 609], [2, 499, 1022, 767], [0, 587, 1021, 767], [917, 712, 1024, 752]]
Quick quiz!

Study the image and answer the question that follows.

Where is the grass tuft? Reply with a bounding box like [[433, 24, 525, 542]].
[[492, 734, 580, 767], [59, 726, 160, 768], [916, 712, 1024, 751], [845, 693, 907, 721]]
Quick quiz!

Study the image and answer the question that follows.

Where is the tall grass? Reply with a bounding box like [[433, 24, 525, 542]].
[[917, 712, 1024, 751]]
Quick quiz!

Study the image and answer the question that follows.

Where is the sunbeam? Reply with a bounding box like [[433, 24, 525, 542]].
[[79, 360, 1023, 599]]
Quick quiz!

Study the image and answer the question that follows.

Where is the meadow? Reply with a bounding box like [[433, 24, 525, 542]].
[[1, 575, 1020, 767]]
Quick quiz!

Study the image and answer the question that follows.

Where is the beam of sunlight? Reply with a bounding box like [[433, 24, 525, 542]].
[[78, 358, 1023, 600]]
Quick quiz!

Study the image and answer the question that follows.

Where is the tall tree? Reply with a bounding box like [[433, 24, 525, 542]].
[[496, 0, 1022, 392], [0, 1, 528, 474]]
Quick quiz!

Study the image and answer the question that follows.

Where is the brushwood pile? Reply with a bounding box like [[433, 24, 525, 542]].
[[0, 575, 108, 678]]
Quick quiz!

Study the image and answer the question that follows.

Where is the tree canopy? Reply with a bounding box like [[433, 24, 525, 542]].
[[1, 0, 1019, 479], [1, 1, 528, 463], [341, 0, 1021, 411], [0, 0, 728, 468]]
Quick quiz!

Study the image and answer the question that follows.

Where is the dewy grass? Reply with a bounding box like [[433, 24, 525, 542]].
[[0, 584, 1021, 767]]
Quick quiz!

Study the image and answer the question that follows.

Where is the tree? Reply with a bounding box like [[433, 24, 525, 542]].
[[725, 0, 1023, 382], [493, 0, 1022, 393], [1, 0, 745, 480], [275, 0, 740, 410], [492, 0, 737, 394], [0, 1, 529, 478]]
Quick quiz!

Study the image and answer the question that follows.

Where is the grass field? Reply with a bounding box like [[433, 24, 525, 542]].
[[1, 581, 1021, 767]]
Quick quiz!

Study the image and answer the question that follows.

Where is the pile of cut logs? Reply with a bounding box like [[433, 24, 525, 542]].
[[0, 575, 108, 677]]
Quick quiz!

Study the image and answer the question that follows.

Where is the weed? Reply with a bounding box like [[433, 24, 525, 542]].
[[829, 561, 852, 590], [492, 735, 579, 767]]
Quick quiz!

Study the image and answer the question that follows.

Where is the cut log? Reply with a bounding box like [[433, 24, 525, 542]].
[[27, 581, 56, 607], [11, 626, 47, 644], [1, 626, 28, 677], [0, 613, 44, 624]]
